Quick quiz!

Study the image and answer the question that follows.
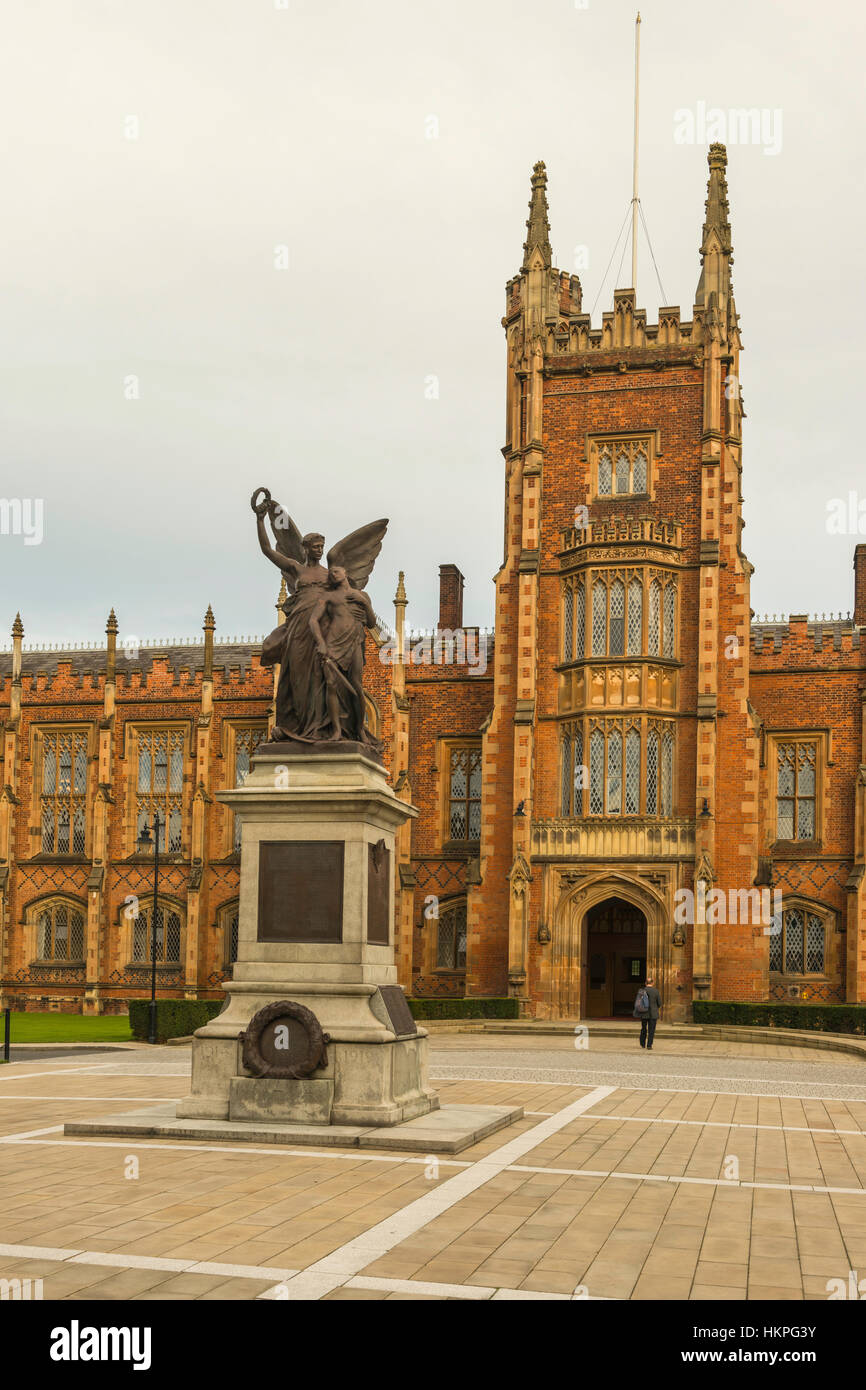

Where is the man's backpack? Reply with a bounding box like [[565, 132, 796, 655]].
[[633, 987, 650, 1018]]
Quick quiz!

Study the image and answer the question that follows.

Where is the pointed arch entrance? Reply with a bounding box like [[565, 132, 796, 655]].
[[584, 896, 647, 1018]]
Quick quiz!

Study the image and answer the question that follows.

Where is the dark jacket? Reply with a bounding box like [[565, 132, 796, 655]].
[[644, 986, 662, 1021]]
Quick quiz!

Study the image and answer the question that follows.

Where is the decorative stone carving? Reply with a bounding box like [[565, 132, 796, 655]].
[[241, 999, 330, 1081]]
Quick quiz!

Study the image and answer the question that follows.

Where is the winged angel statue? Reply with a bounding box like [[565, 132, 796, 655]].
[[250, 487, 387, 750]]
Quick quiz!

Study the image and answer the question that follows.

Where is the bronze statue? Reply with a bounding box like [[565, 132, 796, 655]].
[[251, 488, 387, 749]]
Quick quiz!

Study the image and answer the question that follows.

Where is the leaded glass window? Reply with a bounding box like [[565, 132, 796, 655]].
[[589, 730, 604, 814], [609, 580, 625, 656], [646, 730, 659, 815], [625, 729, 640, 814], [594, 438, 651, 496], [615, 451, 629, 494], [575, 583, 585, 658], [648, 580, 661, 656], [561, 732, 572, 816], [598, 448, 612, 495], [448, 746, 482, 841], [437, 899, 467, 970], [563, 587, 574, 661], [233, 725, 267, 849], [633, 448, 647, 492], [137, 729, 184, 853], [663, 584, 676, 658], [627, 579, 642, 655], [35, 900, 85, 961], [783, 908, 804, 974], [221, 903, 240, 967], [776, 741, 817, 841], [40, 730, 88, 854], [661, 727, 674, 816], [771, 908, 827, 975], [805, 914, 824, 972], [769, 917, 783, 972], [592, 580, 607, 655], [573, 728, 584, 813], [606, 730, 622, 813], [132, 904, 182, 964]]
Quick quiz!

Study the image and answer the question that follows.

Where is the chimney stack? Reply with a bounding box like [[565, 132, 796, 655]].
[[438, 564, 464, 631]]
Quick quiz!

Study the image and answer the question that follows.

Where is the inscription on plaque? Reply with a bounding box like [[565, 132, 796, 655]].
[[378, 984, 417, 1037], [257, 840, 344, 943], [367, 838, 390, 945]]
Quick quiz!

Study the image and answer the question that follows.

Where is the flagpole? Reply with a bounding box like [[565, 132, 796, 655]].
[[631, 12, 641, 293]]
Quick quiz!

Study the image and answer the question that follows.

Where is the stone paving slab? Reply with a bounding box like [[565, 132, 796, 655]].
[[1, 1034, 865, 1301], [63, 1101, 524, 1155]]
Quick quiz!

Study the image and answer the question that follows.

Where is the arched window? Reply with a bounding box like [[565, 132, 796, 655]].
[[663, 584, 676, 658], [609, 580, 625, 656], [563, 586, 574, 661], [770, 907, 826, 975], [627, 579, 642, 655], [633, 448, 648, 493], [132, 903, 183, 965], [646, 729, 659, 815], [648, 581, 661, 656], [615, 451, 629, 494], [598, 449, 612, 495], [625, 728, 641, 814], [661, 727, 674, 816], [589, 730, 604, 814], [575, 582, 585, 658], [606, 730, 622, 814], [591, 580, 607, 655], [33, 899, 85, 961], [219, 901, 240, 968], [560, 732, 572, 816], [437, 899, 467, 970], [572, 728, 584, 814]]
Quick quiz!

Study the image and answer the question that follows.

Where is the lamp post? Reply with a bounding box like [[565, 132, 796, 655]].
[[136, 812, 161, 1046]]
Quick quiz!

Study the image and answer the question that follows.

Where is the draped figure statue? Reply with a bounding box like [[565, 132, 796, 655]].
[[251, 487, 387, 750]]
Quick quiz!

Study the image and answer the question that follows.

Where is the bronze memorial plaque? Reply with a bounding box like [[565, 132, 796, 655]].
[[378, 984, 417, 1036], [367, 838, 390, 945], [257, 841, 344, 942]]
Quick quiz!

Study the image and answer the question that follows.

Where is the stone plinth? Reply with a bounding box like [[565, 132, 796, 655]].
[[175, 744, 438, 1128]]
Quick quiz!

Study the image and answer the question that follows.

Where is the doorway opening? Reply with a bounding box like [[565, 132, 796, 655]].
[[584, 896, 648, 1019]]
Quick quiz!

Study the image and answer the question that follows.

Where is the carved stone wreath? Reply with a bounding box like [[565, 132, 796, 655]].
[[240, 1000, 330, 1081]]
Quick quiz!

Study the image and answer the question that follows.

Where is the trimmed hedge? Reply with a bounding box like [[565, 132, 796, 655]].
[[408, 997, 519, 1021], [693, 1000, 866, 1036], [128, 998, 224, 1042]]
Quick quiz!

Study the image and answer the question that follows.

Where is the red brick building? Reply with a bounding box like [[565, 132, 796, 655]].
[[3, 145, 864, 1019]]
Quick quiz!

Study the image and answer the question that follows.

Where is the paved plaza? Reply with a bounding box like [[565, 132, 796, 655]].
[[1, 1030, 865, 1301]]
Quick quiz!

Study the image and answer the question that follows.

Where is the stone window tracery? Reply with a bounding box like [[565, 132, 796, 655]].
[[136, 728, 185, 853], [776, 741, 817, 841], [594, 437, 651, 497], [769, 905, 827, 976], [40, 729, 88, 855], [561, 717, 674, 818], [31, 898, 85, 962]]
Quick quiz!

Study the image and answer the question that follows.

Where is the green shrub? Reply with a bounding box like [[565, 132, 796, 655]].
[[127, 998, 224, 1042], [408, 997, 519, 1020], [693, 1000, 866, 1036]]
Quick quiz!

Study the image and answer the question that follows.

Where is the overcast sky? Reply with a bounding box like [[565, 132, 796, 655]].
[[2, 0, 864, 648]]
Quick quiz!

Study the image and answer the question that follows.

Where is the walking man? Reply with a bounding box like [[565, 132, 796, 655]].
[[634, 975, 662, 1050]]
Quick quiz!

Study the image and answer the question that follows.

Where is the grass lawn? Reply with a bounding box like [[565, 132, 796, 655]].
[[3, 1013, 133, 1044]]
